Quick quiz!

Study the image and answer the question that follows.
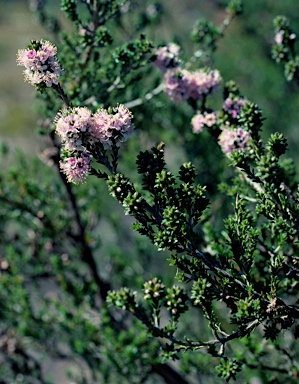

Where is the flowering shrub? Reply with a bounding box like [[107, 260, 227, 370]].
[[2, 0, 299, 383]]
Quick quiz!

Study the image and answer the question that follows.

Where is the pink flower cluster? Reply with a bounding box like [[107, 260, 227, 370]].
[[164, 68, 221, 104], [223, 97, 247, 119], [153, 43, 180, 72], [55, 105, 133, 150], [60, 152, 91, 184], [55, 105, 134, 183], [218, 127, 251, 155], [55, 107, 93, 151], [191, 111, 217, 133], [93, 104, 134, 149], [17, 40, 61, 87]]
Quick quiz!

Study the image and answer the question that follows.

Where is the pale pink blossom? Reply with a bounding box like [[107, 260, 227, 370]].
[[92, 104, 134, 148], [55, 107, 93, 151], [153, 43, 180, 71], [164, 68, 221, 104], [191, 111, 217, 133], [17, 40, 61, 87], [163, 68, 192, 104], [191, 114, 205, 133], [219, 127, 251, 155], [204, 112, 218, 127], [223, 97, 247, 119], [60, 152, 90, 184], [188, 69, 222, 100]]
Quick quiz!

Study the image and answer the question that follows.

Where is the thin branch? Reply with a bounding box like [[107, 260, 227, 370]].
[[124, 83, 165, 109], [170, 319, 259, 351], [48, 134, 188, 384]]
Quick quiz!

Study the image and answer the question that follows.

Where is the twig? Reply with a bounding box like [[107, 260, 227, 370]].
[[124, 83, 165, 109]]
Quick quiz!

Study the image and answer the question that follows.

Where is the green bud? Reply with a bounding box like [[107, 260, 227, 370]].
[[266, 133, 288, 157], [61, 0, 78, 22], [165, 285, 189, 322], [226, 0, 243, 15]]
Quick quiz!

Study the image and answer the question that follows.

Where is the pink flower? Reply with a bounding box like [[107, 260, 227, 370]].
[[223, 97, 246, 119], [92, 104, 134, 149], [17, 40, 61, 87], [153, 43, 180, 72], [163, 68, 222, 104], [191, 111, 217, 133], [55, 107, 93, 151], [204, 112, 218, 127], [55, 104, 134, 156], [163, 68, 192, 104], [219, 127, 251, 155], [188, 69, 222, 100], [60, 152, 90, 184], [27, 50, 36, 59], [191, 113, 205, 133]]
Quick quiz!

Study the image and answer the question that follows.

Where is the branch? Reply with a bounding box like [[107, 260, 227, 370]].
[[49, 134, 188, 384], [124, 83, 165, 109], [169, 319, 259, 352]]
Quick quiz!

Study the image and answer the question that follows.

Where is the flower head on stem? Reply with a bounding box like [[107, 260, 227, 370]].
[[17, 39, 62, 88], [60, 152, 91, 184]]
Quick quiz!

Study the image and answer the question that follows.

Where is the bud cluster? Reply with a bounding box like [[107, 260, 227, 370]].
[[165, 286, 189, 322], [272, 16, 299, 83], [143, 278, 166, 304]]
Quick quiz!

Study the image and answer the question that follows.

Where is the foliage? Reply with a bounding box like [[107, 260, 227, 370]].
[[2, 0, 299, 382]]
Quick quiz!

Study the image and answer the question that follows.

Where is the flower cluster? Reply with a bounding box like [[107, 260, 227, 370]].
[[223, 96, 247, 119], [17, 40, 61, 88], [93, 105, 134, 149], [55, 105, 134, 183], [218, 127, 251, 155], [188, 69, 221, 100], [163, 69, 191, 104], [272, 16, 297, 66], [60, 152, 91, 184], [164, 68, 221, 104], [55, 107, 93, 151], [153, 43, 180, 72], [191, 111, 218, 133]]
